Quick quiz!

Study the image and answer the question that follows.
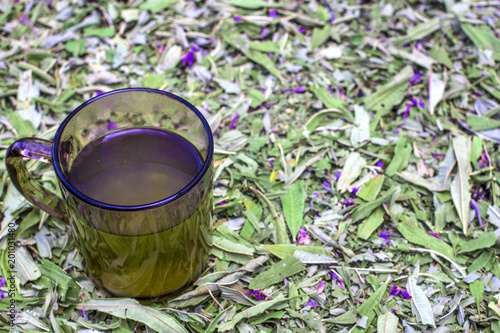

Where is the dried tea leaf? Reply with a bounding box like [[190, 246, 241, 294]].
[[281, 180, 305, 241], [337, 153, 366, 193], [364, 66, 412, 113], [350, 105, 370, 146], [461, 23, 500, 61], [407, 264, 436, 327], [249, 256, 305, 290], [377, 312, 398, 333], [458, 232, 496, 253], [451, 136, 471, 235], [357, 208, 385, 240], [15, 246, 41, 285], [84, 299, 188, 333]]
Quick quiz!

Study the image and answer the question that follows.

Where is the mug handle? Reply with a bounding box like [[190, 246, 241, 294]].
[[5, 138, 68, 223]]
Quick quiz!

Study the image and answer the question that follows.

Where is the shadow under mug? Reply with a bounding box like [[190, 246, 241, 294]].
[[5, 88, 214, 301]]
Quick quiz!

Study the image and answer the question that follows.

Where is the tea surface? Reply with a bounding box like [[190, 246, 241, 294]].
[[68, 127, 202, 206]]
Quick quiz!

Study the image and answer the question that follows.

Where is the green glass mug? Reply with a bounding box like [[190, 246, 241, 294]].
[[5, 88, 214, 301]]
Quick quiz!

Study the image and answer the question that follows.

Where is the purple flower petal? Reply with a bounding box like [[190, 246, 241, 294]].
[[322, 180, 331, 191], [261, 27, 269, 41], [394, 129, 400, 134], [281, 88, 291, 94], [329, 12, 336, 23], [338, 86, 346, 99], [284, 278, 288, 287], [107, 121, 117, 130], [298, 28, 306, 34], [269, 9, 278, 18], [310, 199, 314, 211], [297, 227, 311, 245], [316, 281, 325, 294], [80, 308, 89, 321], [292, 86, 306, 93], [327, 86, 334, 95], [233, 16, 243, 22], [409, 72, 423, 86], [389, 286, 399, 295], [218, 312, 227, 323], [403, 104, 411, 120], [351, 187, 359, 196], [305, 300, 319, 307], [376, 160, 383, 168], [335, 171, 341, 180], [358, 90, 364, 98], [0, 291, 4, 300], [427, 231, 442, 239], [401, 290, 411, 299], [231, 113, 240, 130], [181, 49, 196, 67], [418, 97, 425, 108], [379, 232, 389, 240], [411, 97, 418, 106], [245, 289, 267, 300], [0, 277, 6, 287], [471, 199, 483, 227]]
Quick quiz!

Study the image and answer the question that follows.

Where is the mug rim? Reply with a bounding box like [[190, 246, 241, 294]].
[[52, 88, 214, 211]]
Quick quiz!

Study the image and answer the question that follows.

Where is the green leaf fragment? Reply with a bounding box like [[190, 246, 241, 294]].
[[64, 39, 86, 57], [84, 27, 116, 37], [337, 152, 366, 193], [263, 244, 329, 259], [311, 25, 331, 50], [407, 268, 435, 327], [461, 23, 500, 61], [377, 312, 398, 333], [470, 280, 484, 313], [351, 187, 396, 223], [357, 175, 384, 202], [249, 256, 305, 290], [451, 136, 471, 235], [281, 180, 305, 241], [222, 24, 284, 83], [84, 298, 188, 333], [139, 0, 178, 13], [357, 281, 388, 328], [397, 220, 457, 261], [357, 208, 385, 240], [364, 66, 412, 113], [458, 232, 496, 253]]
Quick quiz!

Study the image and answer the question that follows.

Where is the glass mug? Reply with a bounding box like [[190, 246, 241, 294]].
[[5, 88, 214, 301]]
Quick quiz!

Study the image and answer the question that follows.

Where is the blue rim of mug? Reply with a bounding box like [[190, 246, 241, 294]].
[[52, 88, 214, 211]]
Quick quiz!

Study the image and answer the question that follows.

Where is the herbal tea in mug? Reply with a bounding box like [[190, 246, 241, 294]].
[[6, 89, 214, 300]]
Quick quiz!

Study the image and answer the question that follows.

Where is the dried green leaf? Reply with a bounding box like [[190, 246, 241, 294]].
[[458, 232, 496, 253], [281, 180, 305, 241], [249, 256, 305, 290], [357, 208, 385, 240], [84, 299, 188, 333], [377, 312, 398, 333], [451, 136, 471, 235], [461, 23, 500, 61], [337, 152, 366, 193], [407, 264, 435, 327], [364, 66, 412, 113]]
